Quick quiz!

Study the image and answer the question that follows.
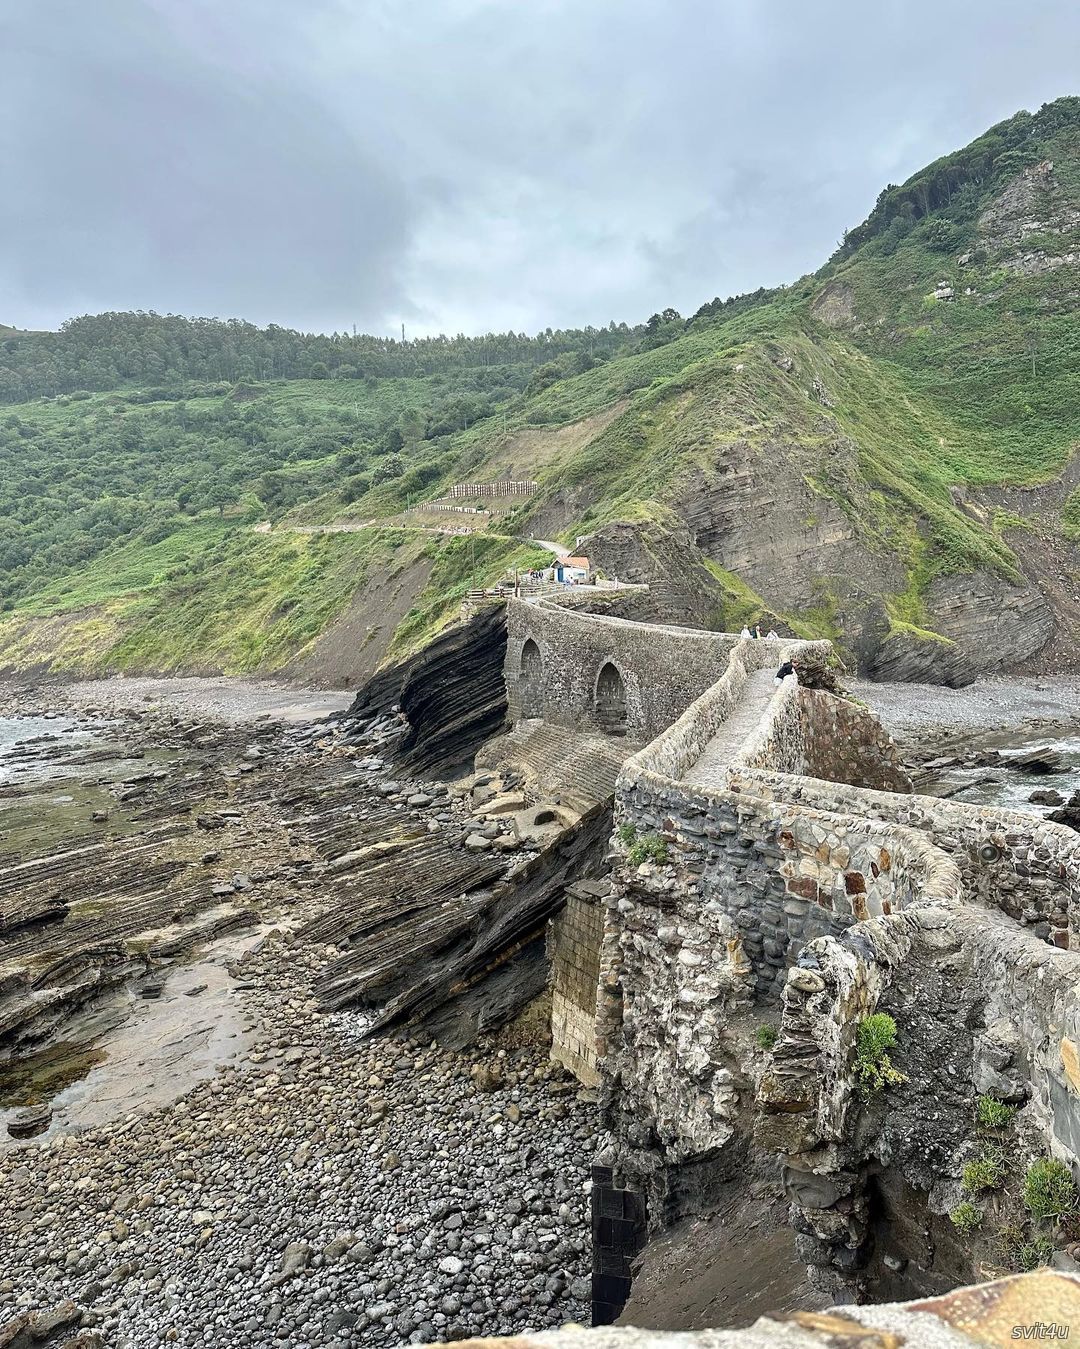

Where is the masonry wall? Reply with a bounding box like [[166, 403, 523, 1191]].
[[549, 885, 604, 1087], [600, 635, 982, 1236], [602, 768, 953, 1202], [797, 689, 912, 794], [730, 768, 1080, 949], [509, 590, 1080, 1305], [505, 596, 747, 743], [756, 872, 1080, 1295], [605, 652, 1080, 1292]]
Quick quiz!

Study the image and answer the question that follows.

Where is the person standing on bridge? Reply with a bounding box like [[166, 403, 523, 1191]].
[[775, 657, 797, 686], [740, 625, 752, 639]]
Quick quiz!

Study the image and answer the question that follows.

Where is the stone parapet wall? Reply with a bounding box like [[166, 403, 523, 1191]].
[[594, 614, 1080, 1295], [797, 688, 912, 793], [730, 768, 1080, 948], [505, 596, 750, 743], [730, 675, 808, 773], [625, 641, 831, 781], [758, 873, 1080, 1292], [602, 767, 960, 1206], [959, 907, 1080, 1160]]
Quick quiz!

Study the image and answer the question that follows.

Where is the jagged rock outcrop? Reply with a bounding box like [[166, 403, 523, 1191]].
[[578, 521, 729, 629], [978, 157, 1080, 275], [344, 604, 510, 778], [965, 457, 1080, 676], [675, 437, 903, 621]]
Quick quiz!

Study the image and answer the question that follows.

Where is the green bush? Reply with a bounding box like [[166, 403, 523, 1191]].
[[616, 822, 637, 846], [975, 1095, 1017, 1129], [1023, 1158, 1078, 1221], [1014, 1235, 1056, 1271], [627, 832, 669, 867], [949, 1201, 983, 1234], [853, 1013, 907, 1094], [962, 1149, 1008, 1194], [755, 1024, 779, 1050]]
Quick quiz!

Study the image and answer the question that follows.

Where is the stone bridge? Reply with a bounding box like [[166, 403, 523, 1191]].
[[496, 589, 1080, 1316]]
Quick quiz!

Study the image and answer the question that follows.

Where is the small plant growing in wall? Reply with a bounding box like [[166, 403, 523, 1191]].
[[1013, 1235, 1056, 1271], [994, 1221, 1055, 1273], [853, 1013, 907, 1096], [1023, 1158, 1079, 1221], [616, 822, 637, 847], [627, 832, 669, 867], [962, 1148, 1008, 1194], [949, 1201, 984, 1234], [975, 1095, 1017, 1130], [755, 1024, 779, 1051]]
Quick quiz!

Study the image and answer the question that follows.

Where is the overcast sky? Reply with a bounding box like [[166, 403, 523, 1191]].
[[2, 0, 1077, 338]]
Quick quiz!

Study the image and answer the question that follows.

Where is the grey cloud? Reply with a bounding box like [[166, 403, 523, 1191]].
[[1, 0, 1078, 336], [1, 0, 413, 331]]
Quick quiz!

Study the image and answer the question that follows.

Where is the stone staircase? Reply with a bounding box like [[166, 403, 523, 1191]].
[[479, 721, 637, 814]]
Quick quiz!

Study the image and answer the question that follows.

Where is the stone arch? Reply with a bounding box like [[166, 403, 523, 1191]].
[[518, 638, 544, 718], [595, 661, 628, 736]]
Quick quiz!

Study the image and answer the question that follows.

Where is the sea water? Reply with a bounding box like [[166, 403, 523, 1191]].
[[936, 734, 1080, 816]]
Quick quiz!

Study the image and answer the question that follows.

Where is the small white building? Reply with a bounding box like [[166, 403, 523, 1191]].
[[550, 554, 591, 584]]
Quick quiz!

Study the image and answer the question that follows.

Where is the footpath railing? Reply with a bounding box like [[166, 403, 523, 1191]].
[[447, 480, 538, 499]]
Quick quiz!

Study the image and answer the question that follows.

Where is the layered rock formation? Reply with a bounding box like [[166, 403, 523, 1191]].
[[343, 603, 511, 778]]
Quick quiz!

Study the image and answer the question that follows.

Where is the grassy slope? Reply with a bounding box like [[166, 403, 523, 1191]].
[[0, 101, 1077, 673], [451, 110, 1079, 642], [0, 520, 550, 675]]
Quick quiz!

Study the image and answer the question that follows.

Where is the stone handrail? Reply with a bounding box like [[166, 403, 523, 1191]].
[[730, 766, 1080, 946], [620, 636, 830, 782], [524, 587, 1080, 1299]]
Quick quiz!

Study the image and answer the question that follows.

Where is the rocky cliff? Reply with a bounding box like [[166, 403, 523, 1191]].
[[464, 99, 1080, 686]]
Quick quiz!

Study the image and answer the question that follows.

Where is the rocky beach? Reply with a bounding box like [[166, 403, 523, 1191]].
[[0, 677, 599, 1349], [852, 674, 1080, 748], [0, 961, 595, 1349]]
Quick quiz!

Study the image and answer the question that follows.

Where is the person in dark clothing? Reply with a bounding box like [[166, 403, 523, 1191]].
[[775, 658, 797, 685]]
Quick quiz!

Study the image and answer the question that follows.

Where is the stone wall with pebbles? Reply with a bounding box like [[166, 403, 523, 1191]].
[[730, 767, 1080, 948], [600, 774, 957, 1192], [528, 594, 1080, 1303], [548, 882, 606, 1089]]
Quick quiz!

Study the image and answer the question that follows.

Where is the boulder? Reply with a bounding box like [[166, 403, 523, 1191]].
[[7, 1104, 52, 1140], [1003, 746, 1062, 774]]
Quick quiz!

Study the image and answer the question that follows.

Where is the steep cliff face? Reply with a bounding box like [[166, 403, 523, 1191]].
[[485, 101, 1080, 684], [343, 603, 509, 777], [579, 521, 729, 629], [968, 455, 1080, 675]]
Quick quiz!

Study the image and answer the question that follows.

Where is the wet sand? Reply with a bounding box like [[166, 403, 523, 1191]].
[[0, 926, 265, 1151], [0, 675, 354, 725]]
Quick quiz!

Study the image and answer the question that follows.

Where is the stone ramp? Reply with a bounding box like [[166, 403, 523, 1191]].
[[682, 668, 778, 789], [479, 721, 637, 813]]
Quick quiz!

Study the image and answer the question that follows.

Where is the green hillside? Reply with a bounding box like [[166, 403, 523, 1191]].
[[1, 96, 1078, 681]]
